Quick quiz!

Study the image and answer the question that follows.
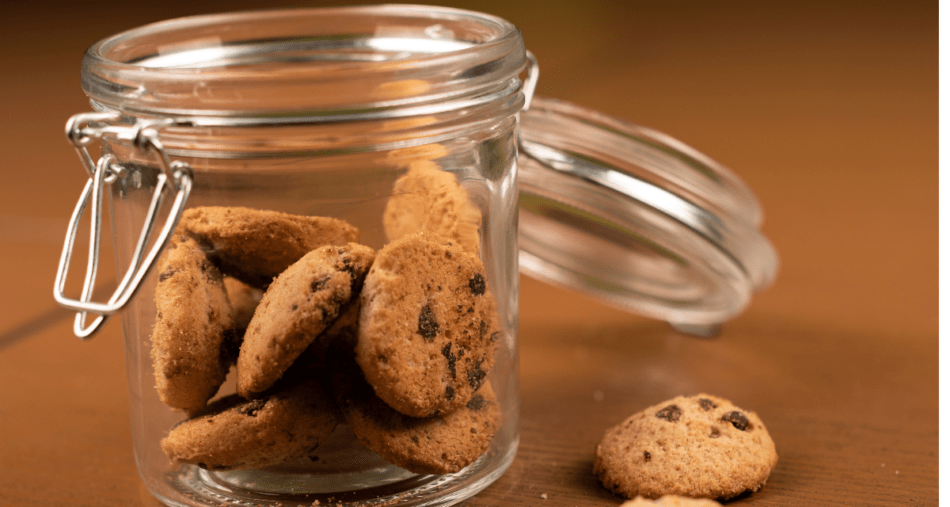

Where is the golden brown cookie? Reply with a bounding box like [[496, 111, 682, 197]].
[[594, 394, 778, 500], [237, 243, 375, 398], [151, 234, 236, 413], [382, 161, 481, 254], [179, 206, 359, 288], [327, 338, 500, 475], [356, 232, 499, 418], [223, 276, 263, 332], [160, 376, 339, 471], [621, 496, 722, 506]]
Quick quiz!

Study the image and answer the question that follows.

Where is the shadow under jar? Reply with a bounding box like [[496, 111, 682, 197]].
[[69, 6, 525, 507]]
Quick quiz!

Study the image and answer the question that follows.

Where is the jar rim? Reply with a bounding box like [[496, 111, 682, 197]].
[[81, 5, 526, 118]]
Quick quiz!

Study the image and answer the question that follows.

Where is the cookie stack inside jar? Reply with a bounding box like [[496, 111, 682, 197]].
[[152, 145, 504, 476]]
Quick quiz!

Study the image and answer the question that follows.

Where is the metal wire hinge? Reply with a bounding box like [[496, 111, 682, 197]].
[[54, 112, 194, 339]]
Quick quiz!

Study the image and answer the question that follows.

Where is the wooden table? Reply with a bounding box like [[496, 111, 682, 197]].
[[0, 0, 936, 505]]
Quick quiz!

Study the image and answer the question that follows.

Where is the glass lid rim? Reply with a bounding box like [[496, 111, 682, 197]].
[[516, 96, 779, 329], [80, 4, 527, 116], [83, 4, 523, 76]]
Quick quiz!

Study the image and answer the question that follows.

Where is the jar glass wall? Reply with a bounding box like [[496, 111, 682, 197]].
[[79, 6, 526, 507]]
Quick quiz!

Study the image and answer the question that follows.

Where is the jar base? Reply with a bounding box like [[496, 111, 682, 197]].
[[148, 436, 517, 507]]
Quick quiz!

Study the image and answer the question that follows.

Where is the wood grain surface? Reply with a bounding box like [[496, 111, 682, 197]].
[[0, 1, 936, 506]]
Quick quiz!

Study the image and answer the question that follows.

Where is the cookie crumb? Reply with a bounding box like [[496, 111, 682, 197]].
[[540, 493, 548, 499]]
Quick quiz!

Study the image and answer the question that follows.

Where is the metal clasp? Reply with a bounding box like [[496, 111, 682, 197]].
[[54, 113, 194, 339]]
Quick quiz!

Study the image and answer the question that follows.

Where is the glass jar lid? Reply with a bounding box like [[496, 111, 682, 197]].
[[517, 97, 778, 334], [80, 5, 526, 119]]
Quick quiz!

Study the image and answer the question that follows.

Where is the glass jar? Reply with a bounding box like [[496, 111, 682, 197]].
[[54, 4, 778, 507], [57, 6, 525, 507]]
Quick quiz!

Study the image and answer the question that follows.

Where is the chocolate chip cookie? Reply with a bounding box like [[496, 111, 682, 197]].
[[180, 206, 359, 288], [160, 376, 339, 471], [382, 161, 481, 255], [356, 231, 499, 418], [594, 394, 777, 500], [237, 243, 375, 398], [327, 337, 500, 474], [621, 496, 722, 506], [151, 233, 236, 413]]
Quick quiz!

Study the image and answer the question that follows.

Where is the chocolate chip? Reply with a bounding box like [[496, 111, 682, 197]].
[[655, 404, 682, 422], [441, 343, 457, 378], [466, 360, 486, 390], [466, 394, 486, 411], [237, 398, 267, 417], [291, 304, 298, 311], [159, 269, 178, 282], [469, 273, 486, 295], [468, 273, 485, 296], [643, 451, 652, 462], [470, 427, 478, 434], [411, 436, 419, 444], [698, 398, 717, 411], [445, 385, 455, 401], [722, 411, 750, 431], [418, 304, 439, 340], [310, 275, 330, 292]]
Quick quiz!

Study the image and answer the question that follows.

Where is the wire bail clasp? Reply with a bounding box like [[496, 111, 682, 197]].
[[54, 113, 194, 339]]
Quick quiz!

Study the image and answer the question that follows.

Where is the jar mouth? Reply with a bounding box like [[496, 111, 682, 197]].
[[81, 5, 526, 119]]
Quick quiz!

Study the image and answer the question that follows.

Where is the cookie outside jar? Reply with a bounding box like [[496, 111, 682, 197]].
[[54, 5, 778, 507]]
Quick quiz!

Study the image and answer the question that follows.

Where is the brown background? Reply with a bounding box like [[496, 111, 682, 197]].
[[0, 1, 937, 506]]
